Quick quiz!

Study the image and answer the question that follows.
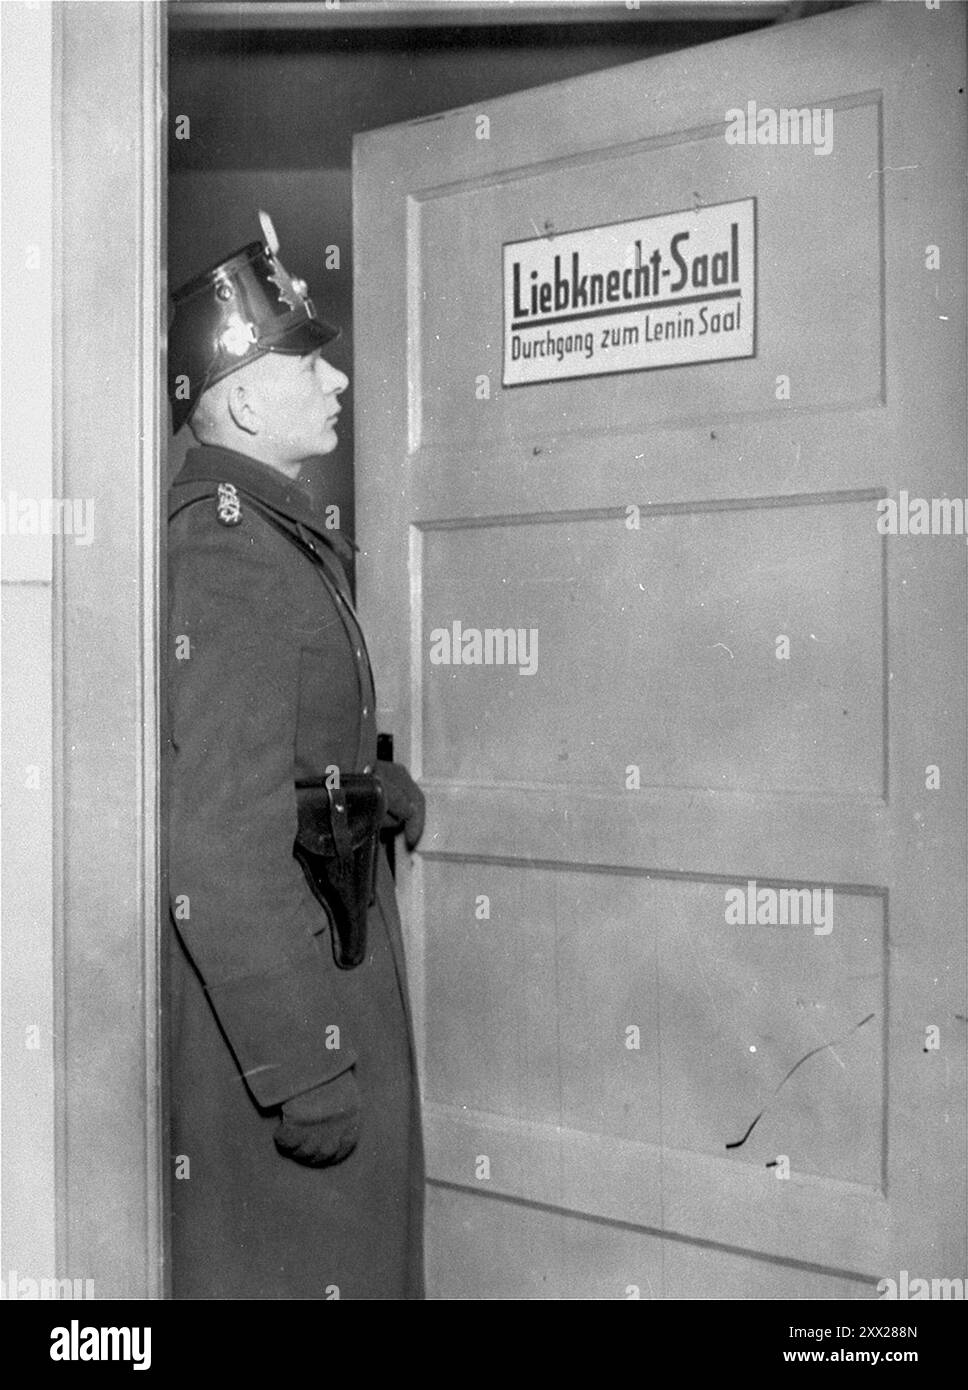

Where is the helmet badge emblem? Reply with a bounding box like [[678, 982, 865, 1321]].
[[259, 208, 305, 312], [266, 257, 303, 312], [258, 209, 281, 255], [218, 314, 258, 357]]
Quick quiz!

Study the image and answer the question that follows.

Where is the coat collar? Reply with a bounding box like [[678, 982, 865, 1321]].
[[171, 444, 356, 564]]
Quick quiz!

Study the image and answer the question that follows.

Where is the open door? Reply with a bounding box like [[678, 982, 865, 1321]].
[[354, 1, 966, 1299]]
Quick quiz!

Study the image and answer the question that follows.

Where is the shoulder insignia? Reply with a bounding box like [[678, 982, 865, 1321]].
[[216, 482, 242, 527]]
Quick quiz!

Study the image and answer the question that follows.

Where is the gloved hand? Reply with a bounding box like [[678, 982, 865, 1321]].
[[274, 1068, 361, 1168], [376, 759, 426, 851]]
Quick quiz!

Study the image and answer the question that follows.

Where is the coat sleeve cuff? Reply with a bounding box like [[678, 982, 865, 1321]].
[[206, 954, 357, 1108]]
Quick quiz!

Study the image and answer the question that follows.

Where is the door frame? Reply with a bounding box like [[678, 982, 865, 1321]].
[[57, 0, 166, 1299], [1, 0, 166, 1299]]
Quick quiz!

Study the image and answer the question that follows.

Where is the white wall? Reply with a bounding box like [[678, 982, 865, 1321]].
[[1, 0, 58, 1292]]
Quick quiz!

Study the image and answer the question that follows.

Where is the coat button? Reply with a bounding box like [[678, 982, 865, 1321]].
[[362, 705, 370, 718], [363, 763, 373, 774]]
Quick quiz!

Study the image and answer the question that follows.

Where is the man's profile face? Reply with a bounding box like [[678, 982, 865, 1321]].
[[253, 348, 349, 463]]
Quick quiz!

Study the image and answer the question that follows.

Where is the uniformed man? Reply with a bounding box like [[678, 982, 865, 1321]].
[[166, 215, 425, 1300]]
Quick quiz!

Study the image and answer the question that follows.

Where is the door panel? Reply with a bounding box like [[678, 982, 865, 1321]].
[[419, 498, 885, 793], [414, 93, 883, 448], [425, 1185, 879, 1300], [355, 1, 966, 1297]]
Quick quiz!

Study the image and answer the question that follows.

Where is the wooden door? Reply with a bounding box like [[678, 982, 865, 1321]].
[[353, 1, 966, 1299]]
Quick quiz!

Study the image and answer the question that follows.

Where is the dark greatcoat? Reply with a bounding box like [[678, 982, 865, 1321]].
[[166, 443, 424, 1300]]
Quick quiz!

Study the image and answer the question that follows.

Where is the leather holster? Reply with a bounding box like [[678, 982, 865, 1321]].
[[293, 774, 386, 970]]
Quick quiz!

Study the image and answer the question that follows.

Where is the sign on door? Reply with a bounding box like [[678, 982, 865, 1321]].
[[503, 197, 756, 386]]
